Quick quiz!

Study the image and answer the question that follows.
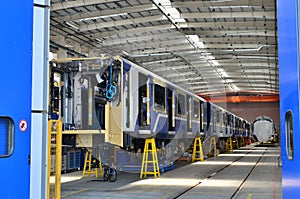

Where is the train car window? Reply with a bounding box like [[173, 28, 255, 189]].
[[200, 102, 204, 131], [125, 72, 130, 128], [213, 108, 216, 132], [193, 100, 200, 118], [138, 73, 148, 127], [95, 101, 106, 130], [0, 117, 14, 158], [177, 93, 186, 116], [223, 113, 227, 125], [285, 111, 294, 160], [167, 87, 174, 130], [216, 110, 221, 123], [153, 84, 166, 112]]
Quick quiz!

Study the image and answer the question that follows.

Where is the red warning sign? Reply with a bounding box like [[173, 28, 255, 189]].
[[19, 119, 28, 132]]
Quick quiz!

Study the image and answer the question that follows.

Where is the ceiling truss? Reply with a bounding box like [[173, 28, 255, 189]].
[[50, 0, 278, 99]]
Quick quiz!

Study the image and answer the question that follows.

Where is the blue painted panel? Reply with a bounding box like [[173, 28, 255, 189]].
[[0, 1, 33, 198], [192, 121, 200, 133], [151, 113, 168, 133], [175, 119, 187, 134], [278, 0, 300, 197]]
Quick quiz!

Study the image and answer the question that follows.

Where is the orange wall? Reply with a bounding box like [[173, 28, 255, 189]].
[[215, 101, 280, 128]]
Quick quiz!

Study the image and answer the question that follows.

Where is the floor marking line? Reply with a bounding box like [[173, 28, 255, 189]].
[[61, 188, 88, 198], [246, 193, 253, 199]]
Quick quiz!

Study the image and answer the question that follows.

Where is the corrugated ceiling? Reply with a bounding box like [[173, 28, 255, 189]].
[[50, 0, 278, 99]]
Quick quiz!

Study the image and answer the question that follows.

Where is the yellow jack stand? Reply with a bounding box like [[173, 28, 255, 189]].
[[82, 150, 103, 178], [208, 137, 218, 157], [192, 137, 204, 162], [233, 136, 239, 149], [140, 138, 160, 178], [239, 137, 245, 147], [225, 137, 233, 152]]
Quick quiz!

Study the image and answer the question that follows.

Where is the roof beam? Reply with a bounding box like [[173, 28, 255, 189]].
[[182, 30, 276, 37], [178, 21, 275, 29], [51, 0, 117, 11], [102, 32, 182, 46], [79, 15, 166, 32], [181, 11, 275, 20], [54, 4, 156, 23], [88, 24, 175, 38], [172, 0, 275, 8]]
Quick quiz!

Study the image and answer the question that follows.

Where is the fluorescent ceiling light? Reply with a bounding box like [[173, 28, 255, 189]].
[[217, 68, 228, 77], [79, 13, 128, 22], [154, 0, 186, 23], [225, 79, 233, 83], [211, 60, 220, 66], [232, 84, 240, 91], [65, 21, 79, 30], [187, 35, 205, 49], [122, 50, 130, 56], [209, 6, 253, 9]]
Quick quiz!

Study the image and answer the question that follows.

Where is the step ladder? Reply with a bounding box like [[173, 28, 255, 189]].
[[191, 137, 204, 162], [225, 137, 233, 152], [140, 138, 160, 178], [82, 149, 103, 178], [208, 137, 218, 157]]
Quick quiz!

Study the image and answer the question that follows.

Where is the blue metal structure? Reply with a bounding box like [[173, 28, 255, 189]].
[[0, 1, 33, 198], [278, 0, 300, 198]]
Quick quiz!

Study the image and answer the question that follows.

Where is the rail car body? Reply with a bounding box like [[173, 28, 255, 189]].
[[49, 56, 252, 164], [278, 0, 300, 198], [252, 116, 276, 142]]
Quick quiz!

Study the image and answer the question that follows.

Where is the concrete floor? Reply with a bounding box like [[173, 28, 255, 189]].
[[52, 144, 281, 199]]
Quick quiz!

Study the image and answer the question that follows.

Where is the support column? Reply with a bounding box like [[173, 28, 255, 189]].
[[31, 1, 50, 199]]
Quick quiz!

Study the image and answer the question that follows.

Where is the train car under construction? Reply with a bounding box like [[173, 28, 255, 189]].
[[48, 56, 252, 171]]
